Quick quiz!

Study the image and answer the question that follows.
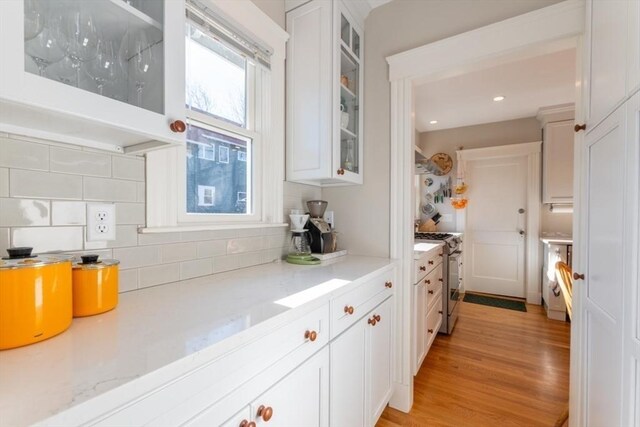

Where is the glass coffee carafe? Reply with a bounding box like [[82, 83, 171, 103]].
[[290, 230, 312, 256]]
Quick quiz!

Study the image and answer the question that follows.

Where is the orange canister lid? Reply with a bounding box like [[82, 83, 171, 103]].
[[72, 254, 120, 270], [0, 247, 73, 270]]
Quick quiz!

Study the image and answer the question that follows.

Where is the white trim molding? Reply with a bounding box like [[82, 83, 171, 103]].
[[385, 0, 584, 414]]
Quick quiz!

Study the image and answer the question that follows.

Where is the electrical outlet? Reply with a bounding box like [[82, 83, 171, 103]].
[[86, 203, 116, 241]]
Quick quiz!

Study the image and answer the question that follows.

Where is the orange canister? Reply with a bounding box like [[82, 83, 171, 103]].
[[72, 255, 119, 317], [0, 247, 73, 350]]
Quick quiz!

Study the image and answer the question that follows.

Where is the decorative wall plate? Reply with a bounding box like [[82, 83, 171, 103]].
[[429, 153, 453, 176]]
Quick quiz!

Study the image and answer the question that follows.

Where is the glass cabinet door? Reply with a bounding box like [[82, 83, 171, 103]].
[[23, 0, 165, 114], [338, 12, 360, 177]]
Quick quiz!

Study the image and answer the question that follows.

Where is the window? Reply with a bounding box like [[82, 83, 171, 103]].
[[145, 0, 286, 230]]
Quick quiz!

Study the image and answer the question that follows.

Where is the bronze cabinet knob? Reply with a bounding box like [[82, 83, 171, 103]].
[[428, 329, 434, 334], [574, 123, 586, 132], [428, 260, 434, 265], [368, 317, 377, 326], [419, 266, 426, 271], [425, 279, 431, 284], [344, 305, 354, 315], [573, 272, 585, 280], [428, 290, 434, 294], [240, 421, 256, 427], [257, 405, 273, 422], [438, 310, 443, 314], [169, 120, 186, 133], [438, 278, 443, 282], [304, 330, 317, 341], [385, 281, 393, 288], [374, 314, 381, 322]]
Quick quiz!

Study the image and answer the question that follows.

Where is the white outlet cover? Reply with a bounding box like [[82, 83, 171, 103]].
[[86, 203, 116, 241]]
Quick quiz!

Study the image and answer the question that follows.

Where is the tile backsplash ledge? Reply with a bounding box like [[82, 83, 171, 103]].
[[0, 133, 321, 292]]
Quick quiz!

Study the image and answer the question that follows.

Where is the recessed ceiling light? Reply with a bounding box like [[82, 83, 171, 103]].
[[429, 120, 438, 124], [493, 95, 505, 102]]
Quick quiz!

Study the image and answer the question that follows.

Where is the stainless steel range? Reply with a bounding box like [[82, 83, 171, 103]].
[[414, 232, 462, 334]]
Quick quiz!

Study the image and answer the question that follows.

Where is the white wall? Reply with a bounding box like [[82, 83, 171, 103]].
[[250, 0, 286, 29], [322, 0, 564, 257], [418, 117, 573, 234]]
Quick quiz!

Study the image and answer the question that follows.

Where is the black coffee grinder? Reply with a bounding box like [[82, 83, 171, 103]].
[[306, 200, 336, 254]]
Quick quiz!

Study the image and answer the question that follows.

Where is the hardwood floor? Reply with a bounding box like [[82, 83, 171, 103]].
[[378, 300, 571, 427]]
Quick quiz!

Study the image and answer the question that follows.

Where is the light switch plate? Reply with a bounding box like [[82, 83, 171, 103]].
[[86, 203, 116, 241], [324, 210, 334, 228]]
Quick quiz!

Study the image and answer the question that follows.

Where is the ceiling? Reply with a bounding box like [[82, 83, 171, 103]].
[[414, 48, 576, 132]]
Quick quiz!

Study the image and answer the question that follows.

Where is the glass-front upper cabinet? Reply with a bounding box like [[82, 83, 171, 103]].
[[0, 0, 185, 154], [335, 5, 363, 183]]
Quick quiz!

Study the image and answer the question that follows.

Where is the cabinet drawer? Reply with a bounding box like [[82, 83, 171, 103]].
[[93, 305, 330, 426], [331, 269, 394, 339], [421, 264, 443, 312], [414, 247, 443, 283], [425, 294, 443, 353]]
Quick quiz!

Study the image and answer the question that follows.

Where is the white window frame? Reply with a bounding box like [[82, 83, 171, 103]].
[[144, 0, 288, 232]]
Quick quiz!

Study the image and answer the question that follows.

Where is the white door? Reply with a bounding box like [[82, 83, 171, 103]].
[[368, 297, 393, 425], [330, 319, 366, 426], [579, 103, 626, 426], [251, 347, 329, 427], [464, 154, 528, 297]]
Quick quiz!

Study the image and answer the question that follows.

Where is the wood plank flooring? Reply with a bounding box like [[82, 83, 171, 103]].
[[378, 300, 571, 427]]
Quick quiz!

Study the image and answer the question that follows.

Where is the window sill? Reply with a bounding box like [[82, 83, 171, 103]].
[[139, 223, 288, 234]]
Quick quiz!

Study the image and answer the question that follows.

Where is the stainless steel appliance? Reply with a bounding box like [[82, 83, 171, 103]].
[[414, 232, 462, 334]]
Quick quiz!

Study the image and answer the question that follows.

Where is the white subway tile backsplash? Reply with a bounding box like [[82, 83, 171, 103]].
[[52, 201, 86, 225], [67, 249, 114, 260], [0, 198, 49, 226], [83, 177, 137, 202], [12, 227, 83, 253], [161, 242, 197, 263], [139, 263, 180, 288], [119, 269, 139, 292], [180, 258, 213, 280], [0, 228, 9, 256], [84, 225, 139, 250], [196, 239, 227, 258], [50, 147, 111, 177], [115, 203, 145, 225], [0, 138, 49, 171], [213, 254, 238, 273], [10, 169, 82, 199], [137, 182, 145, 202], [113, 246, 161, 269], [112, 156, 145, 181], [227, 237, 265, 254], [137, 232, 181, 246], [0, 168, 8, 197]]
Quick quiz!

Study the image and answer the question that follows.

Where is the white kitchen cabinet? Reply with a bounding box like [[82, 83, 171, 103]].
[[0, 0, 185, 154], [537, 105, 575, 204], [330, 296, 394, 427], [286, 0, 364, 186], [250, 346, 329, 427], [413, 278, 426, 375], [585, 0, 638, 130]]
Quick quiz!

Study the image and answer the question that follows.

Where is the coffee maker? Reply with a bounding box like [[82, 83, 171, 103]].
[[306, 200, 337, 254]]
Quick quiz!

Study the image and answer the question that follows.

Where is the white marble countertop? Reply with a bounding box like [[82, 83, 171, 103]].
[[413, 242, 444, 259], [540, 232, 573, 244], [0, 255, 395, 426]]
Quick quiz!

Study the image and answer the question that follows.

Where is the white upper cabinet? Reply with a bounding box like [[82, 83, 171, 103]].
[[537, 105, 575, 204], [286, 0, 364, 186], [0, 0, 186, 154], [585, 0, 638, 129]]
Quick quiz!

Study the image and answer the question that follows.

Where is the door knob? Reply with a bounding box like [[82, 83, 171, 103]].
[[304, 330, 317, 341], [344, 305, 354, 315], [573, 272, 585, 281], [257, 405, 273, 422], [169, 120, 186, 133]]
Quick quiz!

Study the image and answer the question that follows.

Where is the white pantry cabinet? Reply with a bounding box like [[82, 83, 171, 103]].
[[286, 0, 364, 186], [0, 0, 185, 154], [537, 104, 575, 204], [330, 296, 394, 427], [585, 0, 639, 130]]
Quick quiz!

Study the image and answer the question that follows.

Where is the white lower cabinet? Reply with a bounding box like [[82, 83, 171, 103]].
[[330, 296, 394, 427]]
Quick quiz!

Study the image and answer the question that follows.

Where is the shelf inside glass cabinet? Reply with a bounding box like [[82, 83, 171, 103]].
[[23, 0, 164, 114]]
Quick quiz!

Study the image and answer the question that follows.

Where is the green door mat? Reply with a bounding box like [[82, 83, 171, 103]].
[[463, 293, 527, 312]]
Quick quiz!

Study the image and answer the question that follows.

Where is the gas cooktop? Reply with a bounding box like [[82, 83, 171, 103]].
[[414, 232, 453, 240]]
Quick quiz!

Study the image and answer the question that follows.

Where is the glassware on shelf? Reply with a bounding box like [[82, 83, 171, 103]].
[[24, 0, 45, 41], [25, 14, 68, 76], [86, 39, 123, 96], [344, 138, 355, 172], [63, 6, 99, 87], [46, 55, 78, 86], [131, 30, 156, 107]]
